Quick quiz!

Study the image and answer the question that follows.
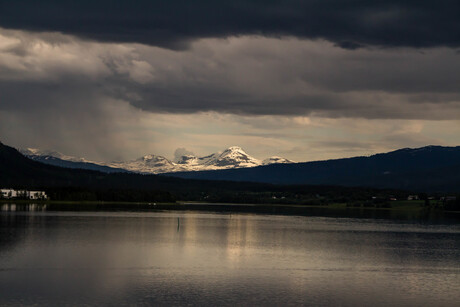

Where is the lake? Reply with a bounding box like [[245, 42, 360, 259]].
[[1, 203, 459, 306]]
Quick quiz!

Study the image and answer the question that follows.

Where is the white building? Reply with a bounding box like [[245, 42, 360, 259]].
[[1, 189, 17, 199], [28, 191, 48, 200], [1, 189, 47, 200]]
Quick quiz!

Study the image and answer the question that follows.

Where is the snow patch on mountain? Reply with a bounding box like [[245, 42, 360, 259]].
[[262, 156, 295, 165], [20, 148, 91, 163], [176, 155, 199, 166], [105, 155, 180, 174]]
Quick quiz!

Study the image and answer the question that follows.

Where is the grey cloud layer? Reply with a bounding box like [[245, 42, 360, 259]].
[[0, 1, 459, 49], [1, 30, 460, 120]]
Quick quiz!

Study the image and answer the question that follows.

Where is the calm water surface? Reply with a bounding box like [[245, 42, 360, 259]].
[[0, 204, 459, 306]]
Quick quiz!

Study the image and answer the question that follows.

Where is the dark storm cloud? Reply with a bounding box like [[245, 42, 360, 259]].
[[1, 29, 459, 121], [0, 1, 459, 49]]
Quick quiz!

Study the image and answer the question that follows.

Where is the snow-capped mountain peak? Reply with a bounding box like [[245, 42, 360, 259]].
[[208, 146, 261, 167], [107, 154, 177, 173], [224, 146, 244, 153]]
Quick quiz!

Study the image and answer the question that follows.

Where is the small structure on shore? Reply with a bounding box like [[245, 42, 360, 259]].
[[1, 189, 17, 199], [1, 189, 47, 200]]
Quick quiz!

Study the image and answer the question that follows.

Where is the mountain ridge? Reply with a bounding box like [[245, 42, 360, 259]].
[[21, 146, 295, 174], [1, 141, 418, 204], [20, 148, 130, 174], [167, 145, 460, 192], [4, 141, 460, 193]]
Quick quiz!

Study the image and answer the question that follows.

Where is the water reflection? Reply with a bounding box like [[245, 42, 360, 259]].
[[0, 205, 459, 306], [1, 203, 49, 212]]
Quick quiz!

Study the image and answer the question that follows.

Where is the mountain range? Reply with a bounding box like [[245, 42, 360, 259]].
[[0, 141, 412, 204], [21, 146, 295, 174], [169, 145, 460, 192], [3, 141, 460, 193]]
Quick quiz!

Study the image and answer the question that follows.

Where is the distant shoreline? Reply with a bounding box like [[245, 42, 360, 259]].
[[1, 200, 459, 222], [0, 199, 449, 211]]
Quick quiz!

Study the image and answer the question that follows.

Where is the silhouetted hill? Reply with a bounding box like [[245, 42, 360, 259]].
[[168, 146, 460, 192]]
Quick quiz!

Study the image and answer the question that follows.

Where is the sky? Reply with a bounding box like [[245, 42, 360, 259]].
[[0, 1, 459, 162]]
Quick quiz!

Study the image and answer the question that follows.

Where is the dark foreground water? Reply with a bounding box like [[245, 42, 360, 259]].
[[0, 204, 459, 306]]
